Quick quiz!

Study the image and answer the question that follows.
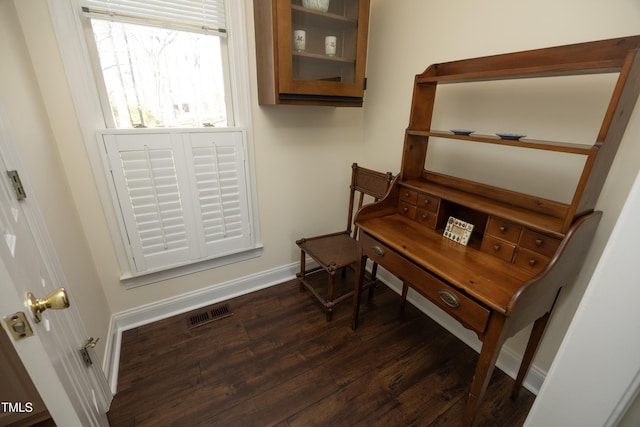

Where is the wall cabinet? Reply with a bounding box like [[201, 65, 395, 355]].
[[253, 0, 370, 106]]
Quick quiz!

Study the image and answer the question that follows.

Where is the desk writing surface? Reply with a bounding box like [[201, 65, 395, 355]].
[[358, 214, 538, 314]]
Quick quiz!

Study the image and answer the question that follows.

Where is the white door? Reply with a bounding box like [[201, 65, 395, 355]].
[[0, 109, 111, 426]]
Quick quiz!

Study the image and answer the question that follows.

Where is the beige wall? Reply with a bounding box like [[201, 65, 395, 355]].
[[4, 0, 640, 379]]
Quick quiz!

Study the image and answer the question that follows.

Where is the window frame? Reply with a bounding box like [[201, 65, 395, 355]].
[[48, 0, 262, 288], [82, 16, 235, 129]]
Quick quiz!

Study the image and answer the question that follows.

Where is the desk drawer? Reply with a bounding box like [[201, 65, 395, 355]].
[[360, 233, 490, 334], [519, 229, 561, 258], [416, 208, 438, 229], [514, 247, 550, 274], [417, 193, 439, 213], [399, 188, 418, 205], [398, 201, 417, 219], [486, 217, 522, 243], [480, 235, 516, 262]]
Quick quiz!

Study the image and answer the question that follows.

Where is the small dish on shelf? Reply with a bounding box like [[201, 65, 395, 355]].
[[496, 133, 526, 140], [450, 129, 474, 136]]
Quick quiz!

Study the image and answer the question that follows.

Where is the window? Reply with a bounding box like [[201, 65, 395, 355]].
[[89, 20, 228, 128], [82, 0, 231, 129], [60, 0, 261, 282]]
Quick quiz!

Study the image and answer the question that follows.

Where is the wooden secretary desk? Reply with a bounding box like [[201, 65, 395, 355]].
[[351, 36, 640, 426]]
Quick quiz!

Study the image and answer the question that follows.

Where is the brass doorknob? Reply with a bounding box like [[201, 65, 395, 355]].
[[27, 288, 70, 323]]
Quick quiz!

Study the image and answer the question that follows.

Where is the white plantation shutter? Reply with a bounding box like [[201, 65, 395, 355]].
[[103, 130, 251, 275], [185, 132, 251, 256]]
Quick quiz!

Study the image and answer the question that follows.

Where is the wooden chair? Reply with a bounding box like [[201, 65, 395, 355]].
[[296, 163, 394, 321]]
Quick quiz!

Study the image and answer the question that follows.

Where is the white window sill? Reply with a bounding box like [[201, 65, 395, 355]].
[[120, 245, 264, 289]]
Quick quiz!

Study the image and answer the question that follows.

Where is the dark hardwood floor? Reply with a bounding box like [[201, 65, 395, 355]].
[[107, 272, 534, 426]]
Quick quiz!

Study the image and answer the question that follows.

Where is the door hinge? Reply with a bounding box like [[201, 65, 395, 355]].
[[7, 170, 26, 200], [79, 337, 99, 367]]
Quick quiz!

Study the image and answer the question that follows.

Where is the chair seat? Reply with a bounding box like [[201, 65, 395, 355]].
[[297, 232, 357, 272], [295, 163, 393, 320]]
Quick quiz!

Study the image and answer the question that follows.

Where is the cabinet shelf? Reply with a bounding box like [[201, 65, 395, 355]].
[[291, 5, 357, 27], [293, 50, 355, 64], [406, 130, 595, 155]]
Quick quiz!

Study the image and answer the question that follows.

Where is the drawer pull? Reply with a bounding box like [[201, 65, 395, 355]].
[[403, 207, 409, 213], [535, 239, 543, 246], [422, 213, 428, 219], [499, 226, 507, 233], [529, 259, 537, 267], [424, 199, 430, 205], [371, 246, 385, 257], [438, 290, 460, 308], [493, 244, 501, 252]]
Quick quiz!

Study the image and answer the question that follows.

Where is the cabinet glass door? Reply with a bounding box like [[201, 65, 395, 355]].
[[278, 0, 367, 99]]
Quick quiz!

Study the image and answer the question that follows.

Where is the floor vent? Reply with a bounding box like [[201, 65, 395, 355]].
[[187, 304, 233, 329]]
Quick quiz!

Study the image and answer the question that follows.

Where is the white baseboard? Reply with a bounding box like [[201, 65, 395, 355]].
[[102, 261, 545, 396], [102, 261, 301, 394]]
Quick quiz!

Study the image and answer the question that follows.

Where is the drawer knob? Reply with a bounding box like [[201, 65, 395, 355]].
[[499, 226, 507, 233], [422, 213, 428, 219], [404, 192, 409, 197], [493, 244, 501, 252], [438, 290, 460, 308], [535, 239, 543, 246], [371, 246, 385, 257], [424, 199, 430, 205], [529, 259, 537, 267], [403, 207, 409, 213]]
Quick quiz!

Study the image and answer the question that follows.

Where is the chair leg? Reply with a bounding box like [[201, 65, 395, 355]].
[[326, 272, 336, 322]]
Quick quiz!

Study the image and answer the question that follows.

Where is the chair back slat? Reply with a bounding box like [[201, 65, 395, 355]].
[[348, 163, 393, 238]]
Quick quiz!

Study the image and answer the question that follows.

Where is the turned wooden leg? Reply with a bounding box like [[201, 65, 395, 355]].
[[298, 250, 306, 292], [397, 281, 409, 321], [511, 312, 550, 400], [326, 272, 336, 322], [351, 254, 368, 330], [464, 314, 509, 427], [367, 262, 379, 300]]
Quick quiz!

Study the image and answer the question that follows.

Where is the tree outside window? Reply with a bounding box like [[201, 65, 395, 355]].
[[90, 20, 228, 129]]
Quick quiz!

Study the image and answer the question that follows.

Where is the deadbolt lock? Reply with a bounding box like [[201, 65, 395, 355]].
[[27, 287, 70, 323]]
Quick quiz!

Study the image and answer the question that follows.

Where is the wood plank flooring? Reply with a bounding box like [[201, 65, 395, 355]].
[[108, 273, 534, 426]]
